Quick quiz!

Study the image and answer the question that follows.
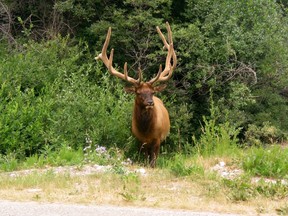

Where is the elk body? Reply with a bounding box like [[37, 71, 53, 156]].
[[95, 22, 177, 167]]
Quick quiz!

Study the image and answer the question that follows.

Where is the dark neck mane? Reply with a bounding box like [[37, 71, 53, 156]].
[[134, 104, 155, 135]]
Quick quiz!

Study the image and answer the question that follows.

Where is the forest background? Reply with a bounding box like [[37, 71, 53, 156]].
[[0, 0, 288, 161]]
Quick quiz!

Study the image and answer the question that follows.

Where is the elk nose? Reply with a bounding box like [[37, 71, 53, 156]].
[[147, 100, 154, 106]]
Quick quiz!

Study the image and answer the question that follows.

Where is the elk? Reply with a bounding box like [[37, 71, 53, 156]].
[[95, 22, 177, 167]]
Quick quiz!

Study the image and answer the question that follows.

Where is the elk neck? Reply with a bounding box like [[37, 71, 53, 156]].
[[133, 100, 156, 135]]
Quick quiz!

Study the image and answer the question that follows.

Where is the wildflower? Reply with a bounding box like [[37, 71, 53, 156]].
[[95, 145, 107, 155]]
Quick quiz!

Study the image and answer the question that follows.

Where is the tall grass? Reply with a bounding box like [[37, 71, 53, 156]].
[[193, 94, 241, 157], [158, 153, 205, 177], [242, 145, 288, 178]]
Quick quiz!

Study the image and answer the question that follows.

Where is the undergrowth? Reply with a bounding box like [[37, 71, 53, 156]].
[[242, 145, 288, 178]]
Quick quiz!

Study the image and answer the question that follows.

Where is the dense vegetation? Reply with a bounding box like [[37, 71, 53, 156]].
[[0, 0, 288, 160]]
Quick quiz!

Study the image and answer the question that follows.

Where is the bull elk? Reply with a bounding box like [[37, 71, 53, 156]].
[[95, 22, 177, 167]]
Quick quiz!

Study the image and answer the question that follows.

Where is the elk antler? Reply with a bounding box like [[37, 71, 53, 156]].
[[95, 22, 176, 85], [148, 22, 177, 85], [95, 27, 140, 85]]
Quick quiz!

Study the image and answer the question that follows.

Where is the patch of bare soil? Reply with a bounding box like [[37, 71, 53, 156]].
[[211, 161, 288, 185]]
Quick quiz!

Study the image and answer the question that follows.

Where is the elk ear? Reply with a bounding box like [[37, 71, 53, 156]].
[[124, 86, 136, 94], [154, 84, 167, 92]]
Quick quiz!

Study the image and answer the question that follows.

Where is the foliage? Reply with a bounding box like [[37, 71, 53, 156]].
[[0, 37, 132, 159], [1, 0, 288, 162], [242, 145, 288, 178], [223, 175, 255, 201], [89, 0, 174, 74], [47, 68, 132, 151], [83, 143, 131, 166], [0, 37, 72, 158], [169, 154, 204, 177], [223, 175, 288, 202], [193, 94, 241, 157], [174, 0, 288, 140], [119, 172, 142, 201], [0, 143, 132, 172], [164, 95, 192, 152], [157, 153, 204, 177], [0, 153, 18, 171], [245, 122, 286, 146]]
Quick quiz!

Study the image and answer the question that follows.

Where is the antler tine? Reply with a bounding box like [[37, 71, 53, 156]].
[[156, 25, 169, 49], [149, 22, 177, 84], [157, 22, 177, 70], [108, 48, 114, 71], [95, 27, 111, 61], [124, 62, 128, 80], [166, 22, 173, 44], [165, 22, 177, 70], [95, 27, 139, 85], [137, 67, 143, 84], [148, 65, 163, 84], [157, 42, 174, 82]]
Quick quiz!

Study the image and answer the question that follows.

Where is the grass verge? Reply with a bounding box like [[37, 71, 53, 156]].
[[0, 144, 288, 215]]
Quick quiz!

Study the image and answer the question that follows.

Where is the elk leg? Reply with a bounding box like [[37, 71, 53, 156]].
[[149, 139, 160, 168], [139, 142, 149, 165]]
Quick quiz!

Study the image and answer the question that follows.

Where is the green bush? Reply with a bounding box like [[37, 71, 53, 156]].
[[244, 122, 286, 146], [0, 38, 133, 159], [193, 94, 241, 157], [175, 0, 288, 140], [46, 69, 132, 151], [0, 85, 52, 157], [0, 37, 82, 157], [164, 95, 192, 153]]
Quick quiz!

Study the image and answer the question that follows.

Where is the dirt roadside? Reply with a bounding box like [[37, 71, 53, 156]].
[[0, 164, 285, 216]]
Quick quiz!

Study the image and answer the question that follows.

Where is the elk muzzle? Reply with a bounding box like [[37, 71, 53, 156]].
[[145, 99, 154, 109]]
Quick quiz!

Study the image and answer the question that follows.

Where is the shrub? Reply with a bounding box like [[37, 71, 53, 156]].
[[175, 0, 288, 141], [244, 122, 286, 146], [46, 69, 132, 151], [164, 95, 192, 153], [0, 38, 133, 159], [0, 86, 52, 158], [193, 94, 241, 157], [0, 37, 83, 157]]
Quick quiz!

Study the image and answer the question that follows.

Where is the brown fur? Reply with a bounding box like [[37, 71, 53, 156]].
[[126, 83, 170, 167]]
